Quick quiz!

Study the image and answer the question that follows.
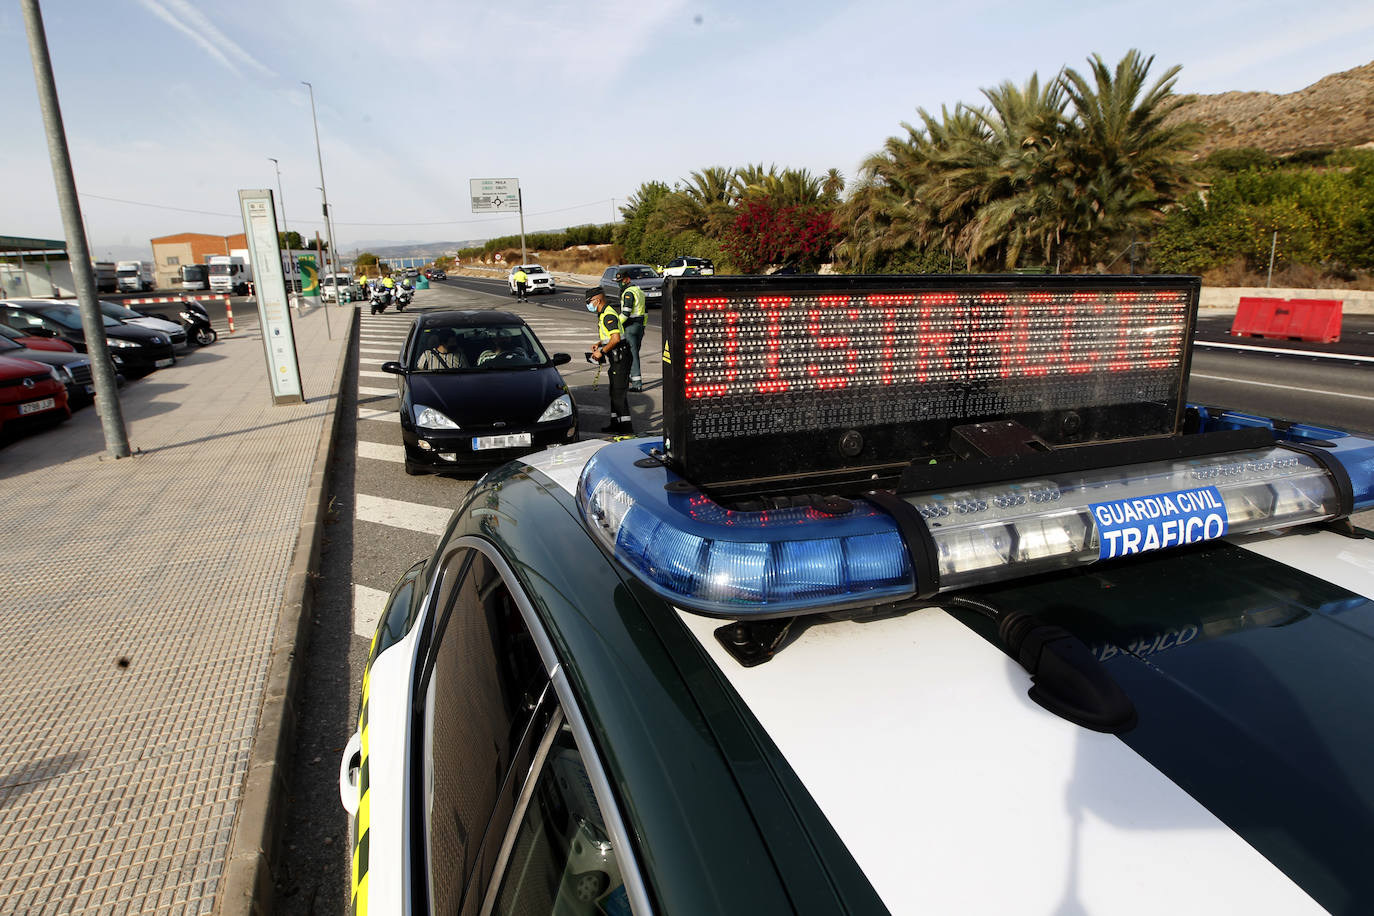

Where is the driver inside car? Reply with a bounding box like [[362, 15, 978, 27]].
[[477, 333, 526, 366]]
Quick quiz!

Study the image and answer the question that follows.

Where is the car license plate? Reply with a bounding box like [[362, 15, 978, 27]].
[[155, 358, 174, 368], [473, 433, 532, 450], [19, 397, 55, 415]]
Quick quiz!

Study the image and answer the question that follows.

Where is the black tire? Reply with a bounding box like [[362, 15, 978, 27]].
[[404, 463, 423, 476], [195, 327, 217, 346]]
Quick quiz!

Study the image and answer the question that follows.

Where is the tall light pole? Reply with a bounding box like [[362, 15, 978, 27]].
[[302, 81, 339, 289], [20, 0, 130, 458], [268, 157, 290, 252]]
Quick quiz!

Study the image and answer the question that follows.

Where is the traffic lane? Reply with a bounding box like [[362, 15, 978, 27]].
[[1195, 313, 1374, 359], [1188, 348, 1374, 435], [438, 274, 593, 313]]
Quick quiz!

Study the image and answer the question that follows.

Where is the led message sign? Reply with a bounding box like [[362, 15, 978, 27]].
[[662, 275, 1200, 493]]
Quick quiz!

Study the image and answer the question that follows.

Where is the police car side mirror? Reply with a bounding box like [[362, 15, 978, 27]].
[[550, 352, 572, 366], [381, 361, 406, 375]]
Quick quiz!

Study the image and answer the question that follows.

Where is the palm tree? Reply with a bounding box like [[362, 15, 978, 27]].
[[1054, 50, 1201, 267]]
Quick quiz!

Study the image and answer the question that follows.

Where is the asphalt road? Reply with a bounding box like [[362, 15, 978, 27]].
[[273, 278, 1371, 911]]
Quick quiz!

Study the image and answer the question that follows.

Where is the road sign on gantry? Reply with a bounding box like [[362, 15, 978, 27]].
[[470, 178, 520, 212]]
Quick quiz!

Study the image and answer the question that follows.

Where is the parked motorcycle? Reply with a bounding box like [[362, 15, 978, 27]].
[[135, 298, 217, 346], [395, 287, 413, 312], [180, 299, 217, 346], [370, 287, 393, 315]]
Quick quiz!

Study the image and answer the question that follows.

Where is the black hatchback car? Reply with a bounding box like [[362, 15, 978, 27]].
[[0, 299, 175, 378], [382, 310, 577, 474]]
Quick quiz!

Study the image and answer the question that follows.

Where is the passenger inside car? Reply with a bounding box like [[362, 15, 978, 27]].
[[414, 329, 467, 370]]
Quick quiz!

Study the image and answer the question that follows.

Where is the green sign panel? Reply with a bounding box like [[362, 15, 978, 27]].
[[299, 256, 319, 297]]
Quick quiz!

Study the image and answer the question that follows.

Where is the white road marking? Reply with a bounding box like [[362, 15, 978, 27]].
[[358, 406, 399, 422], [355, 493, 451, 536], [353, 584, 390, 639], [1195, 340, 1374, 363], [360, 347, 398, 355], [1191, 373, 1374, 402], [359, 358, 387, 366], [360, 370, 395, 379], [359, 385, 395, 396], [357, 440, 405, 463]]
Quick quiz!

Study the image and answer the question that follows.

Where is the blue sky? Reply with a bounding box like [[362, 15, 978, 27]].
[[3, 0, 1372, 258]]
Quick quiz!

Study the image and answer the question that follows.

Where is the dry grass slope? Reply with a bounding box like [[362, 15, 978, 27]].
[[1167, 60, 1374, 156]]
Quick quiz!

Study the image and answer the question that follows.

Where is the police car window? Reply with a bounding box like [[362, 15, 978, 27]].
[[485, 719, 630, 916], [424, 551, 551, 914]]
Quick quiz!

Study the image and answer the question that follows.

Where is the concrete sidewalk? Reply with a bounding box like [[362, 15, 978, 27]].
[[0, 302, 354, 915]]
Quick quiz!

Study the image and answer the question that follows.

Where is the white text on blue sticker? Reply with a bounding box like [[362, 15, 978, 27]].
[[1091, 486, 1228, 560]]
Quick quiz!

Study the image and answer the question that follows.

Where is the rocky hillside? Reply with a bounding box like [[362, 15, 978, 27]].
[[1167, 60, 1374, 156]]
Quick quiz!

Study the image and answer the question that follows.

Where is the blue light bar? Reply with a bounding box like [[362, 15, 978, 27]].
[[576, 440, 915, 617], [576, 431, 1368, 620], [1190, 406, 1374, 510]]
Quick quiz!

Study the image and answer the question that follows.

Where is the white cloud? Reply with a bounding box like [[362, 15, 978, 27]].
[[135, 0, 275, 79]]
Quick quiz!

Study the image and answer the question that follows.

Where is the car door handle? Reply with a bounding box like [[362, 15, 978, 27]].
[[339, 731, 363, 816]]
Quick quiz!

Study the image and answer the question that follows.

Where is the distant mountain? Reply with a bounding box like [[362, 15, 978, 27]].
[[346, 240, 484, 258], [1168, 60, 1374, 156]]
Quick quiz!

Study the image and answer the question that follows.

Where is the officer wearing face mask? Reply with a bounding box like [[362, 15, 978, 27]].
[[585, 287, 632, 434]]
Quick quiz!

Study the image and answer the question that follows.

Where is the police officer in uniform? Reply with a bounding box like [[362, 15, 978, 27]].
[[617, 269, 647, 391], [513, 266, 529, 301], [586, 287, 632, 434]]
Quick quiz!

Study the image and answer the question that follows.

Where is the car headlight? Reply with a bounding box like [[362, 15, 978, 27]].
[[537, 394, 573, 423], [107, 337, 141, 349], [414, 405, 461, 430]]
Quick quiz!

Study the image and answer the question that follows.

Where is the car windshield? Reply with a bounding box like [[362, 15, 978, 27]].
[[410, 324, 549, 372], [183, 266, 207, 280], [36, 306, 120, 330], [624, 266, 658, 279], [209, 263, 233, 275], [100, 302, 143, 320], [116, 268, 137, 276]]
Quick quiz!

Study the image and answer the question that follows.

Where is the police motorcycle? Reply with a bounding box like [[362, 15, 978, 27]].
[[370, 284, 394, 315], [395, 283, 414, 312]]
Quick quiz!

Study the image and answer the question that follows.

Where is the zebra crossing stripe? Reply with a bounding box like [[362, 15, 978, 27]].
[[353, 584, 390, 638], [355, 493, 450, 535], [357, 440, 405, 463], [358, 386, 395, 397], [358, 407, 399, 422]]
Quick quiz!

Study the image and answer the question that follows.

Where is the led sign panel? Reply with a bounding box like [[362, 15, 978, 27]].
[[662, 275, 1200, 493]]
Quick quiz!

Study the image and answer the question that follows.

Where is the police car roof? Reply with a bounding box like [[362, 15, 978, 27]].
[[505, 442, 1374, 914]]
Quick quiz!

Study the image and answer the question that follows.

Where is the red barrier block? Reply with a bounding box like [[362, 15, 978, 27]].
[[1229, 296, 1343, 342], [1231, 297, 1283, 337], [1284, 298, 1343, 343]]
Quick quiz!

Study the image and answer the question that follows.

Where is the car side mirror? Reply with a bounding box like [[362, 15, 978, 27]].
[[550, 352, 572, 366], [381, 360, 406, 375]]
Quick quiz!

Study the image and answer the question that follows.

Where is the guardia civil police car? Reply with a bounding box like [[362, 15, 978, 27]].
[[340, 274, 1374, 915]]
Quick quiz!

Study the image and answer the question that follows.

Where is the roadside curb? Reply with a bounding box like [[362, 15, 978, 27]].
[[216, 306, 359, 916]]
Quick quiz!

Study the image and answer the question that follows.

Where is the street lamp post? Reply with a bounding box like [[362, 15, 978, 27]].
[[268, 157, 290, 253], [302, 81, 340, 292]]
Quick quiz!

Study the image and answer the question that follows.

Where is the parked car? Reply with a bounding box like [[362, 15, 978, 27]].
[[380, 310, 576, 474], [0, 322, 75, 353], [0, 354, 69, 436], [599, 264, 664, 307], [98, 301, 188, 350], [0, 331, 97, 405], [0, 299, 175, 379], [659, 255, 715, 277], [508, 264, 556, 296], [424, 268, 447, 280]]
